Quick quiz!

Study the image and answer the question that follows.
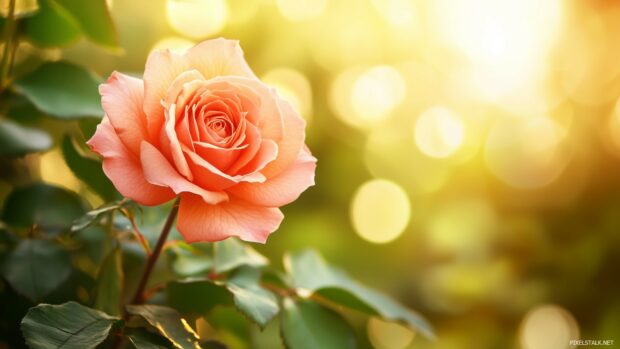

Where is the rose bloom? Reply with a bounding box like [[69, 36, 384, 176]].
[[87, 38, 316, 243]]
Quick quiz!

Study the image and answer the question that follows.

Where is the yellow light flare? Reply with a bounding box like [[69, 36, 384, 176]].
[[350, 179, 411, 244], [0, 0, 37, 17], [40, 149, 81, 193], [414, 106, 464, 159], [430, 0, 564, 99], [276, 0, 327, 22], [519, 305, 580, 349], [151, 36, 196, 55], [261, 68, 313, 122], [370, 0, 417, 28], [485, 117, 571, 189], [367, 317, 415, 349], [607, 98, 620, 155], [226, 0, 260, 24], [166, 0, 227, 39]]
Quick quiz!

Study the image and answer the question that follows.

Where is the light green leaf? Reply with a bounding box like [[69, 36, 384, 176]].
[[23, 0, 82, 47], [1, 182, 88, 232], [284, 250, 434, 339], [55, 0, 119, 48], [1, 239, 72, 301], [0, 119, 52, 157], [62, 135, 118, 201], [168, 243, 213, 277], [125, 328, 171, 349], [21, 301, 119, 349], [13, 61, 103, 119], [126, 305, 201, 349], [94, 247, 123, 316], [72, 200, 130, 232], [280, 298, 356, 349], [214, 238, 268, 274], [227, 267, 279, 329]]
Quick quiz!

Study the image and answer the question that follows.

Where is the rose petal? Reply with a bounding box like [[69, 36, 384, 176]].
[[228, 147, 317, 207], [143, 39, 255, 138], [164, 104, 193, 180], [261, 97, 306, 178], [99, 72, 148, 155], [87, 117, 175, 205], [177, 192, 284, 243], [140, 141, 228, 204]]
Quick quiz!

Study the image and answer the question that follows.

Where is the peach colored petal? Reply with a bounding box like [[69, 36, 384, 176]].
[[261, 97, 306, 178], [235, 139, 279, 176], [99, 72, 148, 155], [164, 104, 193, 180], [177, 192, 284, 243], [87, 117, 175, 205], [140, 141, 228, 205], [194, 141, 247, 171], [143, 39, 255, 137], [228, 147, 316, 207]]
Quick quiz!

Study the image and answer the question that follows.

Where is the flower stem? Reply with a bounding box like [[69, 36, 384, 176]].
[[129, 197, 180, 305], [0, 0, 18, 91]]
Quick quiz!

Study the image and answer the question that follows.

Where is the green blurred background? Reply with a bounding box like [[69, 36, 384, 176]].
[[5, 0, 620, 348]]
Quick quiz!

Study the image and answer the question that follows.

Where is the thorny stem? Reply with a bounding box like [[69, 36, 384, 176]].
[[0, 0, 18, 91], [129, 197, 180, 305]]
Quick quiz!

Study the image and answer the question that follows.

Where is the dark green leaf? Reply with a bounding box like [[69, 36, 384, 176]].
[[126, 305, 201, 349], [280, 299, 356, 349], [62, 135, 117, 201], [23, 0, 81, 47], [94, 247, 123, 316], [55, 0, 119, 48], [2, 182, 88, 232], [1, 239, 71, 301], [21, 301, 119, 349], [13, 61, 103, 119], [167, 280, 233, 316], [285, 250, 434, 339], [227, 267, 279, 329], [214, 238, 268, 274], [125, 328, 172, 349], [0, 119, 52, 157]]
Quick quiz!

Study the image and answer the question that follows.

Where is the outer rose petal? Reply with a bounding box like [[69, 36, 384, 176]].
[[261, 98, 306, 178], [140, 141, 228, 205], [228, 147, 317, 207], [99, 72, 148, 155], [87, 117, 175, 205], [177, 192, 284, 243], [143, 38, 255, 137]]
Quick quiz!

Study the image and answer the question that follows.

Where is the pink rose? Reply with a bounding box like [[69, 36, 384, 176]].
[[87, 38, 316, 243]]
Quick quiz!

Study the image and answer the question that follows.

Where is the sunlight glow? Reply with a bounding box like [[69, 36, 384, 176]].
[[276, 0, 327, 22], [367, 317, 415, 349], [350, 179, 410, 244], [414, 106, 464, 159], [166, 0, 227, 39], [261, 68, 313, 122], [519, 305, 579, 349], [151, 37, 195, 54]]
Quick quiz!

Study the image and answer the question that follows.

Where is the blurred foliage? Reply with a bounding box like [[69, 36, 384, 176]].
[[2, 0, 620, 348]]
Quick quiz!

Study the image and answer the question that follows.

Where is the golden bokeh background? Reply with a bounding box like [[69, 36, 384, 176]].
[[32, 0, 620, 347]]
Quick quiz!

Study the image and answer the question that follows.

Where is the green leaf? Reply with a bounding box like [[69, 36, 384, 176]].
[[168, 243, 213, 277], [126, 305, 202, 349], [1, 239, 72, 301], [55, 0, 119, 48], [94, 247, 123, 316], [13, 61, 103, 119], [280, 299, 356, 349], [214, 238, 268, 274], [23, 0, 82, 47], [125, 328, 172, 349], [227, 267, 279, 329], [72, 201, 127, 232], [167, 279, 233, 316], [0, 119, 52, 157], [21, 301, 119, 349], [284, 250, 434, 339], [1, 182, 88, 232], [62, 135, 117, 201]]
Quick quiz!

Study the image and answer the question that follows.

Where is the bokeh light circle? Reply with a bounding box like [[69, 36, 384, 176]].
[[485, 117, 571, 189], [166, 0, 228, 39], [414, 106, 465, 158], [276, 0, 327, 22], [350, 179, 411, 244], [261, 68, 313, 122], [367, 317, 415, 349], [150, 37, 195, 54], [519, 304, 579, 349]]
